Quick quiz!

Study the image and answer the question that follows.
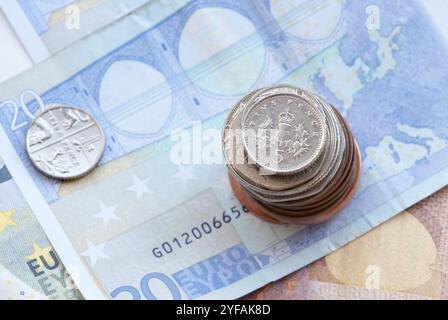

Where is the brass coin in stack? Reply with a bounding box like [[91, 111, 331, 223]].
[[223, 85, 361, 225]]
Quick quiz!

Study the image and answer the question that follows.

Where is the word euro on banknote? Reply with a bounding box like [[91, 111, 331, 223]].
[[0, 0, 447, 299], [0, 0, 189, 64], [0, 157, 83, 300]]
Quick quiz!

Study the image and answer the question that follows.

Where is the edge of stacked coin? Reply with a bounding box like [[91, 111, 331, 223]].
[[223, 85, 361, 225]]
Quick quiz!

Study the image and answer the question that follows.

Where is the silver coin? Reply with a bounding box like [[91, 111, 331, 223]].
[[224, 87, 323, 193], [26, 104, 105, 180], [242, 86, 327, 175], [234, 88, 343, 202], [246, 99, 343, 202]]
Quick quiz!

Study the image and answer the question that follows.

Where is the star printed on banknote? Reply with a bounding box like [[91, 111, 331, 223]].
[[0, 158, 83, 300]]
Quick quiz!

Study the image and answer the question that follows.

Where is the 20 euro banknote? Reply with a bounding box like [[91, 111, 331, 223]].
[[245, 187, 448, 300], [0, 0, 189, 63], [0, 0, 447, 299]]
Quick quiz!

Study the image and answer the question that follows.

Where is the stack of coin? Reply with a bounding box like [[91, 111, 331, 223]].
[[223, 85, 361, 225]]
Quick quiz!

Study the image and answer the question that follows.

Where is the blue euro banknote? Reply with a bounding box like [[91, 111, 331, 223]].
[[0, 0, 447, 299], [0, 0, 189, 63], [0, 157, 83, 300]]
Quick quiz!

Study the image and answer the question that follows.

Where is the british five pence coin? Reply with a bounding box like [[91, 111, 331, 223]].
[[26, 104, 105, 180], [242, 86, 327, 175]]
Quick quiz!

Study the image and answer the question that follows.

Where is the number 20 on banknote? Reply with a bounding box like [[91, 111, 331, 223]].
[[0, 90, 46, 131]]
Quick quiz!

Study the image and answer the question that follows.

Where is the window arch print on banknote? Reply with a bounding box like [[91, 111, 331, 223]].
[[0, 90, 46, 132], [91, 55, 177, 139], [167, 0, 253, 58], [110, 272, 181, 300], [91, 50, 171, 105], [175, 2, 267, 97], [267, 0, 345, 45]]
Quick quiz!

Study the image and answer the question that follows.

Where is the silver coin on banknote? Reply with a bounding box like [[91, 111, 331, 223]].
[[26, 104, 105, 180], [224, 85, 361, 225], [241, 86, 327, 175]]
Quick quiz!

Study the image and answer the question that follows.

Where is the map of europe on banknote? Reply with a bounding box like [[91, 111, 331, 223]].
[[0, 0, 447, 299], [0, 0, 189, 63], [0, 157, 82, 300]]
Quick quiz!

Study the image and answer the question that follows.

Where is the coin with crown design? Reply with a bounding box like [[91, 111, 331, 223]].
[[223, 85, 361, 225], [241, 86, 327, 175]]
